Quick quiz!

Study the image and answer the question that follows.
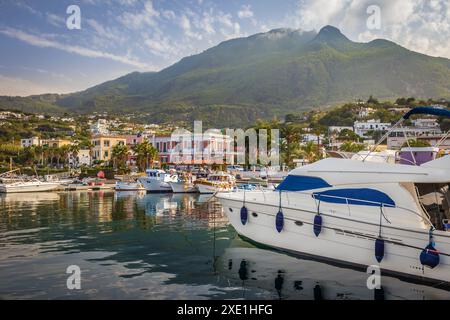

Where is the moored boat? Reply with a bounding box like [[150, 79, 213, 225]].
[[217, 107, 450, 283], [0, 180, 60, 193], [195, 172, 236, 194], [138, 169, 178, 192], [115, 180, 146, 191]]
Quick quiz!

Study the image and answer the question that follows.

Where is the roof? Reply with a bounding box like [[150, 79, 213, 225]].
[[289, 157, 450, 184]]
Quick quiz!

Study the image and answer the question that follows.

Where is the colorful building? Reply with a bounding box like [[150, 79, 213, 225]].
[[91, 135, 127, 163]]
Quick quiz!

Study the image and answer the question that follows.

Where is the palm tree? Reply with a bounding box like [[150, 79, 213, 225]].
[[280, 123, 303, 167], [133, 141, 158, 171], [339, 141, 365, 153], [69, 144, 80, 167], [111, 143, 129, 170], [298, 141, 321, 163], [34, 145, 44, 166], [60, 145, 71, 167]]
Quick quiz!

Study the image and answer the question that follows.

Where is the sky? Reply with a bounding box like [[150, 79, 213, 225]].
[[0, 0, 449, 96]]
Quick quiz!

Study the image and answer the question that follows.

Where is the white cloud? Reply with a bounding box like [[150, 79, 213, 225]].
[[286, 0, 450, 59], [46, 13, 66, 27], [118, 0, 160, 30], [0, 27, 153, 69], [237, 5, 254, 19], [179, 14, 203, 40]]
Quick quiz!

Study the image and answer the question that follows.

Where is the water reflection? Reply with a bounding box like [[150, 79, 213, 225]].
[[0, 191, 449, 300], [217, 247, 450, 300]]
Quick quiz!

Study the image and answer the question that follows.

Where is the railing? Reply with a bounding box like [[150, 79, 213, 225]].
[[230, 186, 433, 227]]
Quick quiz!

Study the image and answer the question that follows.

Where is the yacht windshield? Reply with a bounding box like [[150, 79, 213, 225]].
[[415, 183, 450, 230]]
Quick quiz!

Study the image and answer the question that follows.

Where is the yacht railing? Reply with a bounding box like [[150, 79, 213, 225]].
[[230, 187, 433, 227]]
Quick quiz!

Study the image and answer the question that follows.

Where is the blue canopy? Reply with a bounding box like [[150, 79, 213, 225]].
[[403, 106, 450, 119], [312, 188, 395, 207]]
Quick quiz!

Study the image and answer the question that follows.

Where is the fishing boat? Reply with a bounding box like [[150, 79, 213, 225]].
[[0, 179, 60, 193], [138, 169, 178, 192], [115, 180, 145, 191], [195, 172, 236, 194], [169, 174, 197, 193], [217, 107, 450, 283]]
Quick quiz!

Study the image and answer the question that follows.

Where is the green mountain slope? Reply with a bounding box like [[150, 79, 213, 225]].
[[2, 26, 450, 127]]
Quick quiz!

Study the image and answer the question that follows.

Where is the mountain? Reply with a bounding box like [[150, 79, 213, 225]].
[[2, 25, 450, 127]]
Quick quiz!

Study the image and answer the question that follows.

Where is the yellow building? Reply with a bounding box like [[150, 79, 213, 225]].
[[40, 139, 72, 148], [91, 135, 127, 163]]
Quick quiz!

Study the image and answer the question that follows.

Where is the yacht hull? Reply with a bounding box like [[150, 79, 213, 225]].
[[217, 194, 450, 283], [138, 177, 173, 192], [169, 181, 197, 193], [0, 182, 59, 193], [115, 182, 145, 191], [196, 183, 234, 194]]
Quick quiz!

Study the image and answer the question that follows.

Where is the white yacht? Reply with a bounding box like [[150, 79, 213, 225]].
[[0, 179, 60, 193], [217, 107, 450, 283], [138, 169, 178, 192]]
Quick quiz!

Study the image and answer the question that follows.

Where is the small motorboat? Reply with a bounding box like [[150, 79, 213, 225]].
[[0, 179, 60, 193], [115, 180, 145, 191], [169, 173, 197, 193], [195, 172, 236, 194]]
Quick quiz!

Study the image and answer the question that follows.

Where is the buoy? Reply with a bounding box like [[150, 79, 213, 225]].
[[375, 237, 385, 263], [313, 214, 322, 237], [275, 210, 284, 233], [420, 244, 440, 269], [240, 206, 248, 225]]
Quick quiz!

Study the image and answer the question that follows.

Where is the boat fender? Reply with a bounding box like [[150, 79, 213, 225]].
[[275, 190, 284, 232], [275, 210, 284, 233], [240, 206, 248, 225], [375, 237, 385, 263], [420, 228, 440, 269], [313, 214, 322, 237]]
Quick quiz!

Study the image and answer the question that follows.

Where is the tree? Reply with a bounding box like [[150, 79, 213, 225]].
[[297, 141, 321, 163], [401, 139, 431, 148], [367, 95, 379, 104], [111, 143, 129, 170], [338, 129, 361, 142], [280, 123, 303, 167], [133, 141, 158, 171], [438, 117, 450, 132], [339, 141, 366, 153], [69, 144, 80, 167]]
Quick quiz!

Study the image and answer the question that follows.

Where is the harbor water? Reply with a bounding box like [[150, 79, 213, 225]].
[[0, 191, 449, 300]]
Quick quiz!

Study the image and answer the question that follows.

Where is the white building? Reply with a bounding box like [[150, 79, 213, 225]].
[[21, 137, 41, 147], [354, 119, 391, 137], [68, 149, 91, 167], [358, 107, 375, 118], [328, 126, 353, 134], [412, 118, 439, 128], [301, 133, 325, 145], [387, 127, 443, 149], [90, 119, 110, 136]]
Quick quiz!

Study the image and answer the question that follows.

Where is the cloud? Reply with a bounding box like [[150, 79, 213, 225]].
[[237, 5, 254, 19], [46, 13, 66, 28], [287, 0, 450, 59], [179, 14, 203, 39], [117, 0, 160, 30], [0, 27, 153, 69]]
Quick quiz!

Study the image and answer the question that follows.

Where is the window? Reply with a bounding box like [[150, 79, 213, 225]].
[[104, 151, 108, 158], [104, 140, 110, 147]]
